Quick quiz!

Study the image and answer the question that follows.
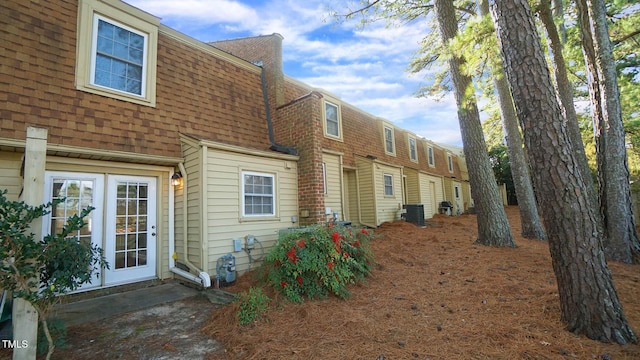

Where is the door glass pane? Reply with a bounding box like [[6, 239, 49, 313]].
[[115, 252, 125, 269], [138, 250, 147, 266], [116, 234, 125, 251], [49, 178, 94, 241], [116, 199, 126, 215]]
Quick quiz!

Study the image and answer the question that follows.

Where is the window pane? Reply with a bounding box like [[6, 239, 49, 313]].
[[325, 103, 339, 136], [113, 42, 129, 60], [384, 175, 393, 196], [385, 128, 394, 153], [327, 120, 338, 136], [93, 18, 145, 96], [243, 173, 275, 215], [97, 20, 114, 40]]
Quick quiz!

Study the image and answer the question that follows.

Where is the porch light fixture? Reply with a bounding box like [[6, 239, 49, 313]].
[[171, 172, 183, 186]]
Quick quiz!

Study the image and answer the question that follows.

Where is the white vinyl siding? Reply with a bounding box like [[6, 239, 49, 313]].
[[0, 152, 23, 201], [203, 147, 298, 274], [323, 153, 343, 221], [419, 173, 444, 218], [355, 157, 376, 227], [179, 142, 203, 268], [375, 164, 402, 225], [402, 168, 444, 219]]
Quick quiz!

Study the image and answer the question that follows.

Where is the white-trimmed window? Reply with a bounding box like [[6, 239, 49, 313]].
[[408, 136, 418, 162], [447, 154, 454, 173], [242, 172, 275, 216], [427, 145, 435, 167], [76, 0, 158, 106], [92, 15, 146, 96], [384, 125, 395, 155], [383, 174, 394, 196], [323, 100, 342, 140]]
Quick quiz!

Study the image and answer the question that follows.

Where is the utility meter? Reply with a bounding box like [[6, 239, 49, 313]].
[[245, 235, 255, 250]]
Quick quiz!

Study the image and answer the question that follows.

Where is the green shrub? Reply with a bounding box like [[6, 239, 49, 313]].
[[0, 189, 107, 360], [236, 287, 270, 325], [263, 225, 374, 303]]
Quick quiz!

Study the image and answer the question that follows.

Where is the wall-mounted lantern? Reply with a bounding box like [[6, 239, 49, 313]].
[[171, 172, 183, 187]]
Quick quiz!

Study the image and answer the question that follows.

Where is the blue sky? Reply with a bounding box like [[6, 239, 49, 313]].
[[124, 0, 463, 146]]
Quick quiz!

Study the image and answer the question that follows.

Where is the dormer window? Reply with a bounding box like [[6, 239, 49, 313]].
[[427, 145, 435, 167], [383, 124, 395, 156], [76, 0, 159, 106], [408, 136, 417, 162]]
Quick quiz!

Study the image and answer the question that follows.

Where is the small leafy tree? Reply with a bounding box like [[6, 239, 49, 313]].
[[263, 224, 374, 303], [0, 190, 108, 359], [236, 287, 270, 325]]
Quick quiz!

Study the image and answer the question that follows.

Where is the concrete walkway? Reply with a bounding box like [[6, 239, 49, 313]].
[[52, 282, 235, 327]]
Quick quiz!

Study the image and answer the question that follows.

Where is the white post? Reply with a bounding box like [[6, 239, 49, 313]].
[[12, 127, 48, 360]]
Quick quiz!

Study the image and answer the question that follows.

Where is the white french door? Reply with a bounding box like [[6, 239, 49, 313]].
[[44, 172, 104, 291], [43, 172, 158, 290], [104, 175, 157, 285]]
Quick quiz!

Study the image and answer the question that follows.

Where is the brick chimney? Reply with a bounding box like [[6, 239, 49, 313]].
[[210, 34, 285, 111]]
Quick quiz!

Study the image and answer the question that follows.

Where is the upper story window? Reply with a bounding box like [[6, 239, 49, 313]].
[[408, 136, 418, 162], [384, 125, 395, 156], [447, 153, 454, 173], [383, 174, 394, 196], [76, 0, 159, 106], [242, 172, 275, 217], [427, 145, 435, 167], [93, 16, 146, 96], [323, 100, 343, 140]]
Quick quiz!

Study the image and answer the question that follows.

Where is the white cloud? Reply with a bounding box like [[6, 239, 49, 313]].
[[126, 0, 259, 25], [124, 0, 463, 146]]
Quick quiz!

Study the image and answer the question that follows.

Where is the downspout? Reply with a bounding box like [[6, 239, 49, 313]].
[[169, 165, 211, 288], [258, 63, 297, 156]]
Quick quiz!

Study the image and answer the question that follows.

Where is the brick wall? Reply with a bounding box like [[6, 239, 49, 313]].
[[210, 34, 285, 120], [276, 92, 326, 225], [1, 0, 274, 157], [279, 80, 462, 181]]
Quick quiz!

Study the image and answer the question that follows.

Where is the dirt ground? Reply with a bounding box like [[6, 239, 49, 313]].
[[3, 206, 640, 359], [205, 206, 640, 359]]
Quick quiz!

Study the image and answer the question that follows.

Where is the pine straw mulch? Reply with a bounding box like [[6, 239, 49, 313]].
[[203, 206, 640, 359]]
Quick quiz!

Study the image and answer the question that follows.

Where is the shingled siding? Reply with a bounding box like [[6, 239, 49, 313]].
[[1, 0, 274, 158], [279, 80, 463, 182]]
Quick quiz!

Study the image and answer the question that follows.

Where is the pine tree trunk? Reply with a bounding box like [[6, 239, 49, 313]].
[[489, 0, 637, 344], [576, 0, 640, 264], [537, 0, 596, 198], [434, 0, 515, 247], [480, 0, 546, 240]]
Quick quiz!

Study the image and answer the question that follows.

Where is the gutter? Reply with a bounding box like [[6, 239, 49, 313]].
[[169, 165, 211, 288], [258, 63, 298, 156]]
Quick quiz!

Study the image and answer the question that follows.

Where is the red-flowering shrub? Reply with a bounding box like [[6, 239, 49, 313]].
[[263, 224, 374, 303]]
